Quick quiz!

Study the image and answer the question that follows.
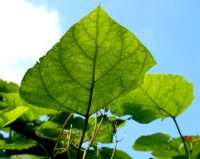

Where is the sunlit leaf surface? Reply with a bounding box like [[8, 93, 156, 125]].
[[111, 74, 194, 123], [20, 5, 156, 116]]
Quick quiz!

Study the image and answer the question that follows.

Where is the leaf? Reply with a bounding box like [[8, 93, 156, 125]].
[[11, 154, 46, 159], [35, 121, 61, 140], [98, 147, 132, 159], [1, 93, 57, 121], [0, 79, 19, 107], [110, 74, 194, 123], [133, 132, 170, 151], [2, 106, 28, 126], [88, 116, 113, 144], [0, 79, 19, 94], [133, 133, 200, 159], [108, 116, 126, 129], [0, 139, 36, 150], [35, 121, 86, 143], [20, 5, 156, 116]]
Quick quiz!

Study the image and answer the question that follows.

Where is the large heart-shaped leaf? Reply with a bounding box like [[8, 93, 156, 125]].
[[20, 5, 156, 116], [110, 74, 194, 123]]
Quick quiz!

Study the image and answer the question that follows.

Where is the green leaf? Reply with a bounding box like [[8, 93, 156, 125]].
[[0, 79, 19, 94], [133, 133, 200, 159], [108, 116, 126, 129], [1, 93, 57, 121], [35, 121, 61, 140], [133, 132, 170, 151], [110, 74, 194, 123], [88, 116, 113, 144], [11, 154, 46, 159], [35, 121, 85, 143], [0, 79, 19, 107], [2, 106, 28, 126], [98, 147, 132, 159], [20, 5, 156, 116], [0, 139, 36, 150]]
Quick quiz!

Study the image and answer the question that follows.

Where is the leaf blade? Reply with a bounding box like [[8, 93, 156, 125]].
[[110, 74, 194, 123], [20, 6, 156, 116]]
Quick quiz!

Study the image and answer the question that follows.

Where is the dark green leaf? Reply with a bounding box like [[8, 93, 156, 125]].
[[0, 139, 36, 150], [133, 132, 170, 151], [20, 5, 156, 116], [11, 154, 46, 159], [0, 79, 19, 94], [98, 147, 132, 159]]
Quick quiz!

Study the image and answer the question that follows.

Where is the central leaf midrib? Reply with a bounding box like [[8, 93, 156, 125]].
[[86, 6, 100, 116]]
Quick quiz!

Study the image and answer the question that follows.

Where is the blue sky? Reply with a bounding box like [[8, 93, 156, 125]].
[[1, 0, 200, 158]]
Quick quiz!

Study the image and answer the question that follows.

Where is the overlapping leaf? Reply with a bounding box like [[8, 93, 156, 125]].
[[110, 74, 194, 123], [1, 93, 57, 121], [20, 5, 156, 116]]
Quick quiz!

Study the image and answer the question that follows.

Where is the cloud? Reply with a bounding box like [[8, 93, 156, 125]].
[[0, 0, 61, 84]]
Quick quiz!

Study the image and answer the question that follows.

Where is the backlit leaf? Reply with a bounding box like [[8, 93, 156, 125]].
[[1, 93, 57, 121], [20, 5, 156, 116], [110, 74, 194, 123], [2, 106, 28, 126]]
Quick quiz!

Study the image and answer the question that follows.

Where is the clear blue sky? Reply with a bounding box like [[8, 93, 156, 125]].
[[5, 0, 200, 158]]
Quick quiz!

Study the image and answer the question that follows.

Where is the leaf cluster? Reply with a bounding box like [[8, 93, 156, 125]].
[[0, 5, 199, 159]]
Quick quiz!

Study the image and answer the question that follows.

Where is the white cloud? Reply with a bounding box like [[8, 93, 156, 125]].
[[0, 0, 61, 84]]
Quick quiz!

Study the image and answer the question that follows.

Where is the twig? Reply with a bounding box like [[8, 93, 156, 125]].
[[172, 117, 189, 158], [110, 135, 118, 159], [37, 142, 49, 156], [52, 113, 74, 158], [76, 115, 89, 158], [82, 111, 106, 159]]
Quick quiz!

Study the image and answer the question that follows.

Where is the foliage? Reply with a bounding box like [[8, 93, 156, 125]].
[[0, 5, 198, 159]]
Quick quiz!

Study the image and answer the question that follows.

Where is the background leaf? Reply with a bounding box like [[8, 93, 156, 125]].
[[110, 74, 194, 123], [2, 106, 28, 126], [133, 133, 200, 159], [20, 5, 156, 116], [1, 93, 57, 121], [0, 139, 36, 150], [11, 154, 46, 159]]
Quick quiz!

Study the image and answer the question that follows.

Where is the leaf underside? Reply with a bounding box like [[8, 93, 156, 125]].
[[110, 74, 194, 123], [20, 5, 156, 116]]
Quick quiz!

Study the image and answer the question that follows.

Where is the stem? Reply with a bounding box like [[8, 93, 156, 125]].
[[110, 135, 118, 159], [172, 117, 189, 158], [52, 113, 73, 158], [82, 113, 105, 158], [76, 115, 89, 158]]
